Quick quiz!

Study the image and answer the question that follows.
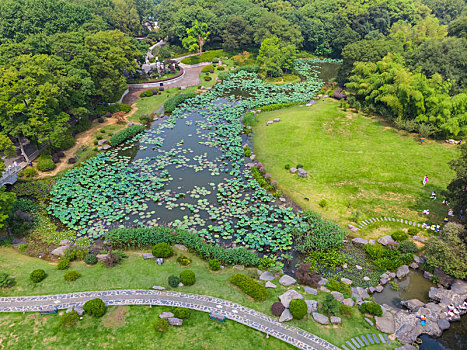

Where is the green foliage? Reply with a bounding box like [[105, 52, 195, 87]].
[[83, 298, 106, 317], [284, 164, 290, 170], [242, 112, 257, 128], [182, 21, 210, 56], [168, 275, 180, 288], [0, 273, 14, 288], [407, 227, 419, 236], [154, 318, 169, 332], [64, 246, 86, 261], [204, 76, 212, 81], [84, 254, 98, 265], [119, 104, 132, 113], [201, 65, 214, 73], [139, 115, 152, 124], [360, 302, 382, 317], [152, 242, 173, 258], [319, 199, 327, 208], [391, 230, 409, 242], [180, 270, 196, 286], [208, 259, 221, 271], [289, 299, 307, 320], [305, 249, 345, 268], [72, 118, 92, 133], [57, 258, 70, 270], [30, 269, 46, 283], [257, 36, 297, 77], [36, 154, 56, 172], [50, 130, 75, 150], [173, 307, 190, 319], [0, 187, 16, 230], [164, 93, 196, 113], [229, 273, 268, 301], [339, 303, 353, 317], [140, 90, 154, 98], [180, 50, 226, 65], [18, 167, 37, 179], [110, 125, 145, 146], [243, 146, 251, 157], [321, 294, 339, 315], [176, 256, 191, 266], [390, 280, 400, 291], [258, 257, 275, 270], [363, 244, 386, 259], [64, 270, 81, 281], [60, 311, 79, 327], [398, 240, 418, 254], [326, 279, 351, 296], [258, 102, 299, 112], [445, 143, 467, 214]]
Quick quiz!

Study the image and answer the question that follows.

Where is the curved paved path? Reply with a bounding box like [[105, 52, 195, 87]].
[[0, 290, 340, 350]]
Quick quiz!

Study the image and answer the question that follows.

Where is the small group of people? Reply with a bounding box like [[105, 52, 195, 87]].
[[421, 222, 440, 232], [445, 302, 467, 321]]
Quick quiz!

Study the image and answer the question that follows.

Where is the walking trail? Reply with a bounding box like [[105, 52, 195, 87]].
[[0, 289, 340, 350]]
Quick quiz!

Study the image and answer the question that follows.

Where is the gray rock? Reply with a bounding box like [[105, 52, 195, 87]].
[[424, 271, 434, 279], [341, 278, 352, 285], [273, 118, 280, 122], [380, 278, 388, 285], [260, 271, 275, 281], [375, 312, 395, 334], [97, 139, 107, 146], [356, 265, 363, 270], [413, 235, 425, 243], [265, 281, 277, 288], [96, 254, 109, 262], [320, 286, 330, 293], [174, 244, 187, 251], [289, 167, 297, 174], [279, 274, 297, 286], [304, 286, 318, 295], [352, 237, 368, 245], [128, 121, 134, 127], [424, 302, 442, 314], [168, 317, 183, 326], [279, 290, 303, 308], [297, 168, 307, 177], [156, 258, 163, 265], [51, 246, 68, 257], [178, 282, 184, 287], [413, 256, 423, 264], [450, 279, 467, 296], [368, 239, 376, 245], [401, 299, 425, 312], [305, 300, 318, 314], [395, 345, 417, 350], [142, 253, 154, 259], [343, 298, 355, 307], [74, 307, 85, 316], [318, 278, 328, 286], [330, 316, 341, 324], [233, 265, 244, 270], [388, 272, 396, 279], [377, 235, 394, 246], [364, 317, 374, 326], [152, 286, 166, 291], [279, 308, 293, 322], [396, 265, 410, 279], [409, 263, 419, 269], [352, 287, 370, 301], [159, 312, 174, 319], [312, 312, 329, 325], [375, 285, 384, 293], [331, 291, 344, 302], [59, 239, 71, 246], [438, 318, 450, 330], [369, 287, 376, 293], [363, 276, 370, 281], [348, 225, 359, 233]]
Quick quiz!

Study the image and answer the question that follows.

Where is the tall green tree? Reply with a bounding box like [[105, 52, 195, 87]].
[[182, 21, 210, 56], [257, 36, 297, 77], [444, 143, 467, 215], [0, 187, 16, 231]]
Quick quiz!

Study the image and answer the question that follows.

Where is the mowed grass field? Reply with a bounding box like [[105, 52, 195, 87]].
[[0, 248, 396, 349], [252, 99, 459, 236]]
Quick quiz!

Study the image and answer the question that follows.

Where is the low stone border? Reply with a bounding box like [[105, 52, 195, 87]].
[[0, 290, 340, 350], [354, 217, 426, 231]]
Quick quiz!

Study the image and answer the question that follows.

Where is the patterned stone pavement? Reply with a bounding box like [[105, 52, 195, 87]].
[[0, 290, 340, 350]]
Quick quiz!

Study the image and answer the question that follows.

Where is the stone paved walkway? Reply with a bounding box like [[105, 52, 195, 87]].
[[356, 217, 424, 230], [0, 290, 340, 350], [341, 333, 390, 350]]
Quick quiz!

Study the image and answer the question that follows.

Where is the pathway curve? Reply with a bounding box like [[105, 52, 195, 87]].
[[341, 333, 391, 350], [0, 289, 340, 350]]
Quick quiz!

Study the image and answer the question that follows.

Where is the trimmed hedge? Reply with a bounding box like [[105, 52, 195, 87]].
[[152, 242, 173, 258], [168, 275, 180, 288], [30, 269, 46, 283], [57, 258, 70, 270], [180, 270, 195, 286], [201, 65, 214, 73], [164, 93, 196, 113], [84, 254, 98, 265], [174, 307, 190, 319], [36, 154, 55, 172], [209, 259, 221, 271], [105, 227, 259, 266], [110, 125, 145, 146], [258, 102, 300, 112], [83, 298, 106, 317], [289, 299, 307, 320], [360, 302, 383, 317], [64, 270, 81, 281], [229, 273, 268, 301], [271, 302, 285, 316]]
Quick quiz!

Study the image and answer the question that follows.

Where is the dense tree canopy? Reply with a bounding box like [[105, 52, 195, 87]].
[[444, 143, 467, 214]]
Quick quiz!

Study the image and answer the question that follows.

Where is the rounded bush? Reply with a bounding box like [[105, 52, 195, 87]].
[[36, 155, 55, 172], [168, 275, 180, 288], [271, 302, 285, 316], [64, 270, 81, 281], [407, 227, 419, 236], [152, 242, 173, 258], [217, 66, 225, 71], [154, 318, 169, 332], [289, 299, 307, 319], [398, 240, 418, 254], [60, 311, 78, 327], [296, 163, 304, 169], [83, 298, 106, 317], [360, 301, 382, 317], [284, 164, 290, 170], [174, 307, 191, 319], [391, 230, 409, 242], [140, 90, 154, 98], [19, 167, 37, 178], [180, 270, 195, 286], [339, 303, 353, 317], [84, 253, 98, 265], [119, 104, 132, 113], [209, 259, 221, 271], [204, 76, 212, 81], [30, 269, 46, 283], [57, 258, 70, 270]]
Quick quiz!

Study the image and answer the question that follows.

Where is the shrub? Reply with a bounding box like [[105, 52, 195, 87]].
[[60, 311, 79, 327], [407, 227, 419, 236], [174, 307, 190, 319], [258, 257, 275, 270], [305, 249, 345, 268], [180, 270, 195, 286], [177, 255, 191, 266], [398, 240, 418, 254], [391, 230, 409, 242], [390, 280, 400, 291], [217, 66, 225, 71], [326, 279, 351, 296], [57, 258, 70, 270], [119, 104, 132, 113], [296, 164, 304, 169], [360, 302, 382, 316], [140, 90, 154, 98], [289, 299, 307, 319], [36, 154, 55, 172], [218, 71, 229, 80], [168, 275, 180, 288], [243, 146, 251, 157], [296, 263, 321, 286], [139, 114, 152, 124], [339, 303, 353, 317], [319, 199, 327, 208], [229, 273, 268, 301], [0, 273, 14, 288], [152, 242, 173, 258], [18, 243, 27, 252], [271, 302, 285, 316], [30, 269, 46, 283], [72, 117, 92, 133], [64, 271, 81, 281], [209, 259, 221, 271], [110, 125, 145, 146], [204, 76, 212, 81], [19, 167, 37, 178], [201, 65, 214, 73], [154, 318, 169, 332], [364, 243, 386, 259], [64, 246, 86, 261], [83, 298, 106, 317], [164, 93, 196, 113], [84, 253, 98, 265], [321, 294, 339, 315], [103, 253, 121, 267]]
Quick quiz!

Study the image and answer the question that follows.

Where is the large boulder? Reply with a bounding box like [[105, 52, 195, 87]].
[[352, 287, 370, 302], [331, 291, 344, 302], [305, 300, 318, 314], [168, 317, 183, 326], [279, 274, 297, 286], [434, 269, 454, 288], [377, 235, 394, 246], [51, 246, 68, 257], [341, 278, 352, 285], [401, 299, 425, 312], [279, 290, 303, 308], [342, 298, 355, 307], [352, 237, 368, 245], [396, 265, 410, 279], [438, 318, 450, 330], [312, 312, 329, 325], [297, 168, 307, 177], [279, 309, 293, 322], [260, 271, 275, 281], [159, 312, 174, 319], [265, 281, 277, 288], [348, 225, 359, 233], [304, 286, 317, 295], [330, 316, 342, 325], [450, 279, 467, 296]]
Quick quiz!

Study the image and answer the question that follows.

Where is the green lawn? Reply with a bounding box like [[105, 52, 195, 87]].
[[252, 99, 458, 238], [0, 247, 397, 349]]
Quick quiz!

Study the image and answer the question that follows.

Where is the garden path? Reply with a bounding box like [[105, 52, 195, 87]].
[[341, 334, 391, 350], [0, 289, 340, 350]]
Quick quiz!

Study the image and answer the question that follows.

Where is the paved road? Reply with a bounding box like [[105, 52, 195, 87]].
[[0, 290, 340, 350]]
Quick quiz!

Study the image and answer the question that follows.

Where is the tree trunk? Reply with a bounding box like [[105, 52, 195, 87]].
[[17, 136, 30, 164], [198, 35, 203, 56]]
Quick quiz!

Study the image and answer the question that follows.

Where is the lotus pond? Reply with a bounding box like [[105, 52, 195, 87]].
[[48, 60, 331, 257]]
